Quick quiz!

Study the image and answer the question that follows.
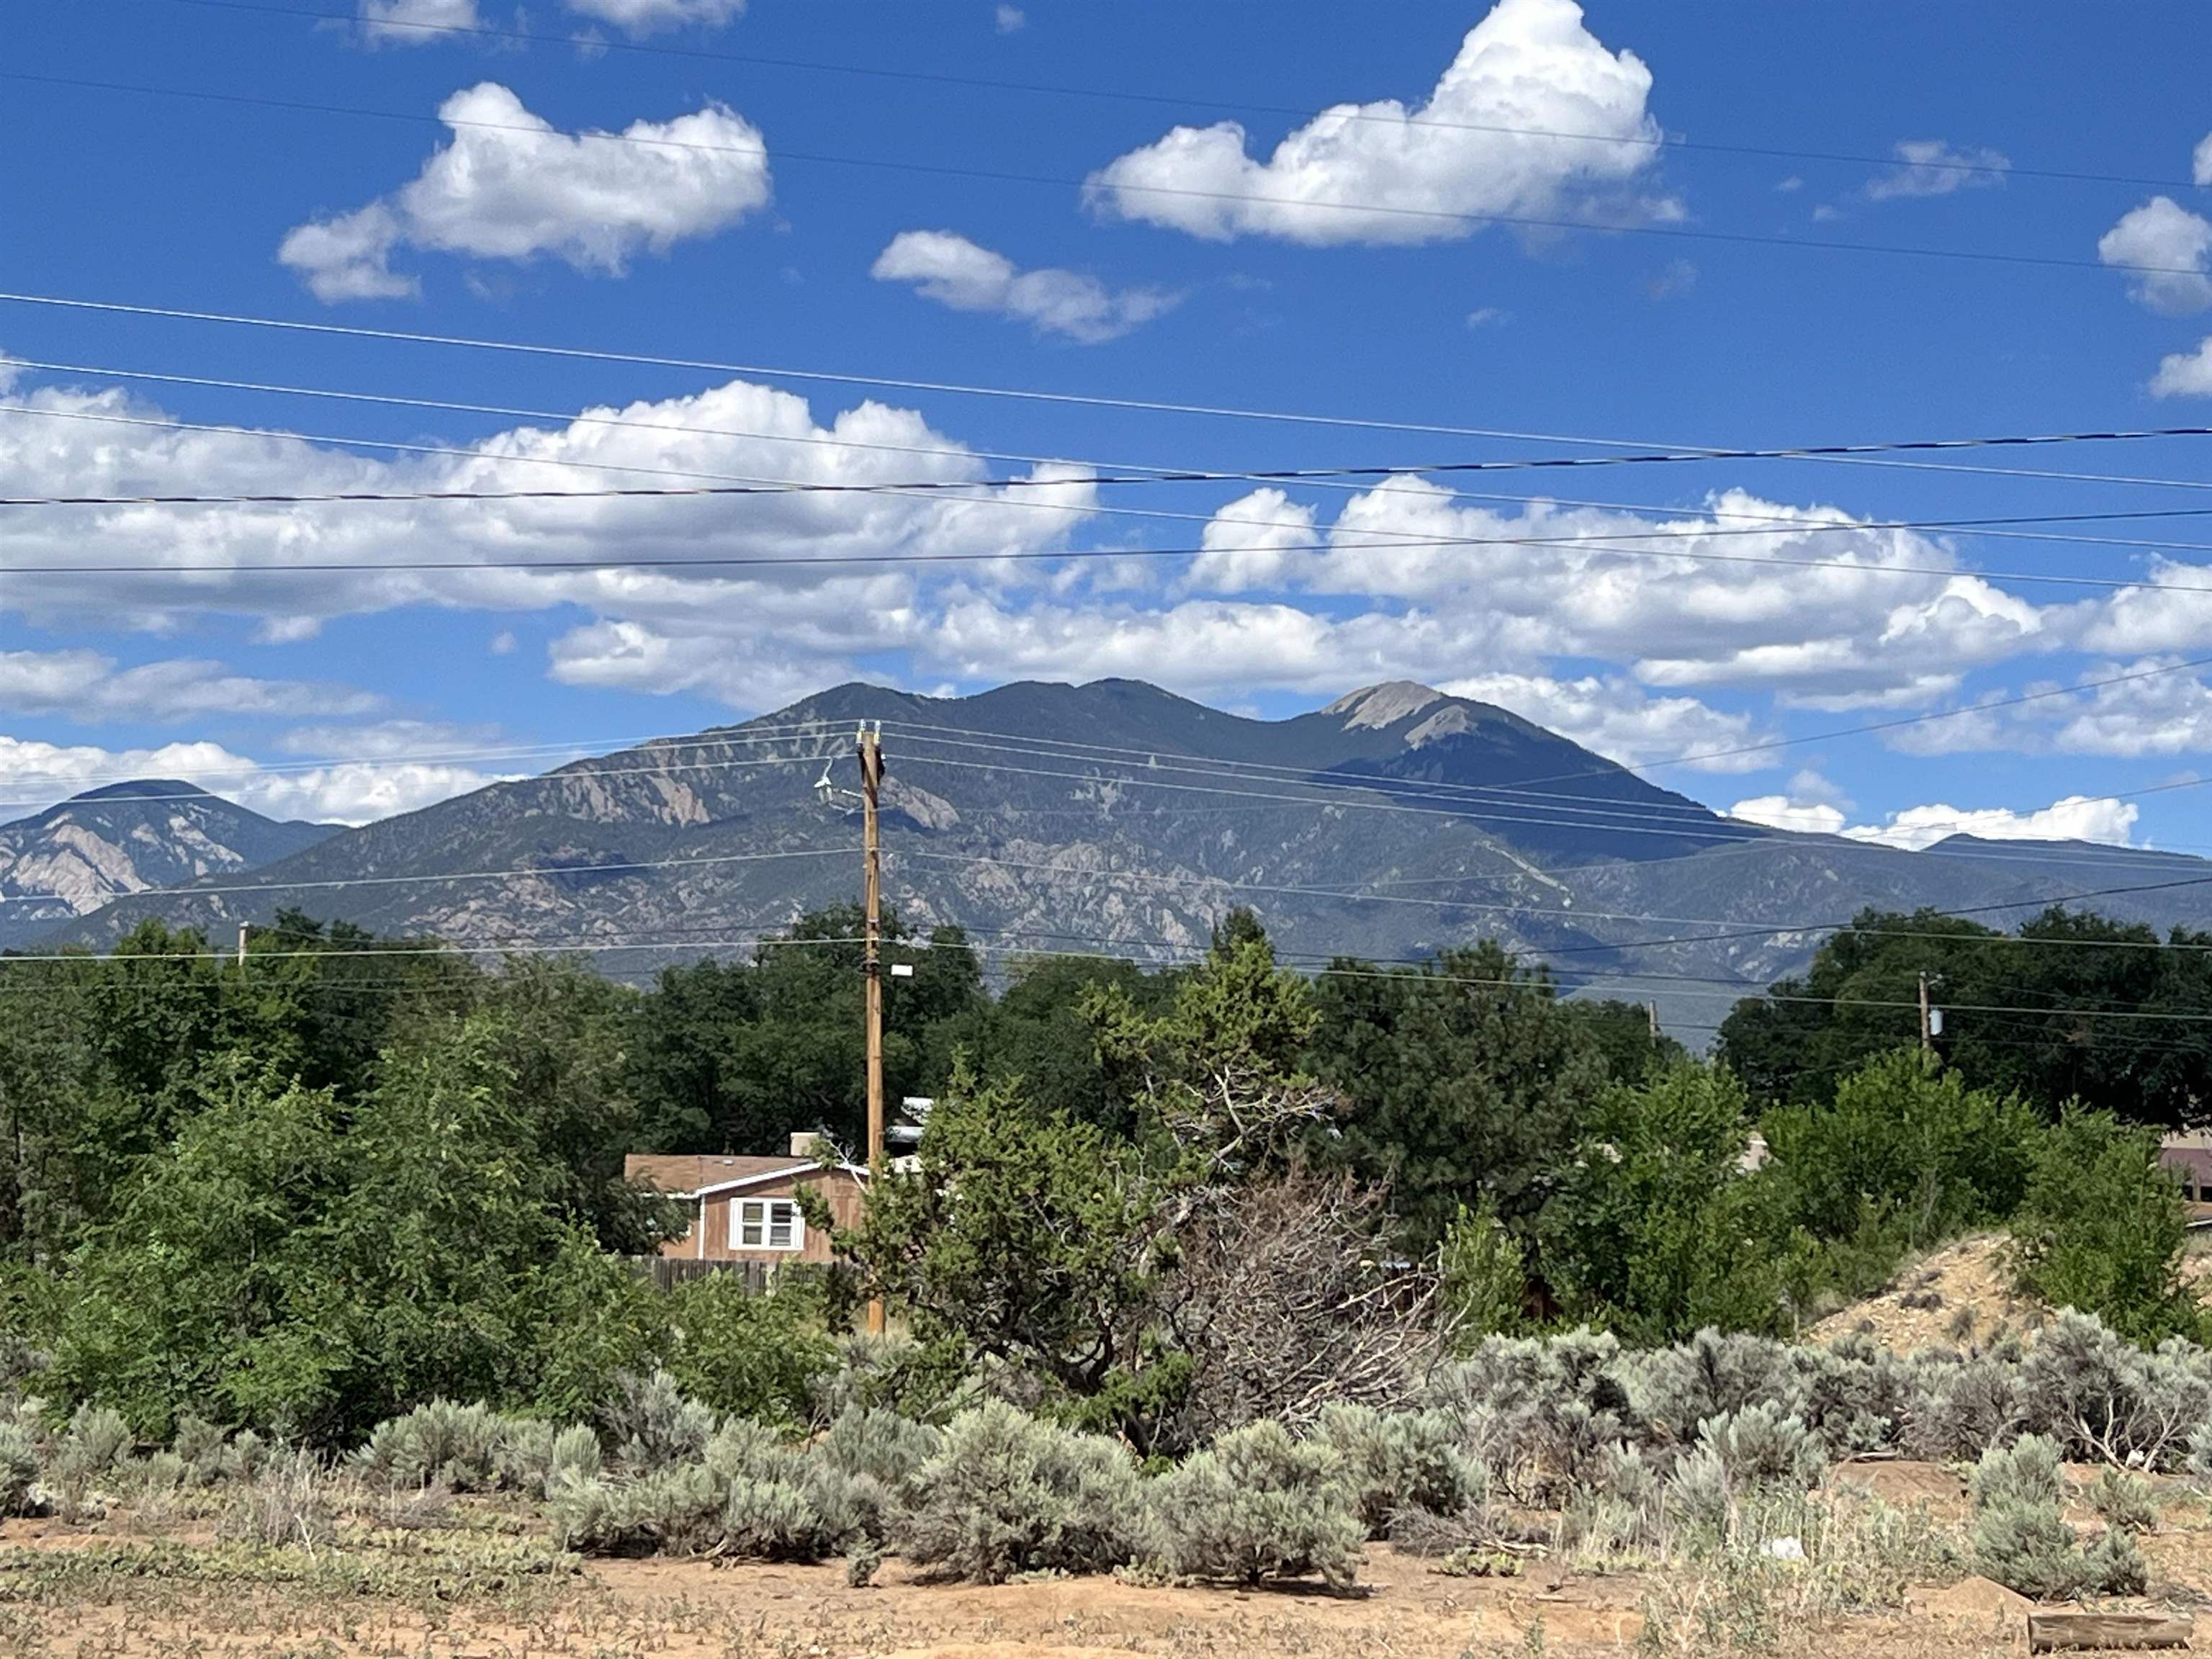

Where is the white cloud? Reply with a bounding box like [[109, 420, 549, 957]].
[[1437, 672, 1765, 772], [0, 367, 1102, 712], [1465, 306, 1511, 328], [2197, 131, 2212, 188], [0, 734, 500, 827], [0, 650, 379, 723], [279, 84, 771, 302], [1728, 791, 2136, 850], [1727, 796, 1846, 836], [359, 0, 739, 38], [2098, 197, 2212, 314], [2151, 337, 2212, 398], [1863, 139, 2010, 201], [871, 231, 1179, 343], [1084, 0, 1667, 246], [994, 4, 1025, 32], [1178, 488, 1319, 594], [489, 629, 518, 656], [561, 0, 744, 32], [359, 0, 479, 43], [1233, 477, 2051, 705], [1843, 796, 2138, 851]]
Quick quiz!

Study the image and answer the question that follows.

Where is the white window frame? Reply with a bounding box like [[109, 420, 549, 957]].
[[732, 1197, 806, 1253]]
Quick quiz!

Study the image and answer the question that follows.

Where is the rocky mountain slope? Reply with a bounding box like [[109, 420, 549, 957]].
[[41, 681, 2212, 1033], [0, 781, 337, 951]]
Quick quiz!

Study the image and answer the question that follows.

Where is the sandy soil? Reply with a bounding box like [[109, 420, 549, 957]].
[[1805, 1236, 2041, 1352], [0, 1527, 2158, 1658], [1, 1462, 2208, 1657]]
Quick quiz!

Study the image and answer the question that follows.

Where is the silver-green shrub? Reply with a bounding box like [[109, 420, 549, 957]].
[[1310, 1403, 1486, 1538], [605, 1370, 719, 1476], [893, 1400, 1143, 1583], [356, 1399, 515, 1492], [1969, 1434, 2062, 1511], [1146, 1419, 1364, 1588], [0, 1423, 38, 1516]]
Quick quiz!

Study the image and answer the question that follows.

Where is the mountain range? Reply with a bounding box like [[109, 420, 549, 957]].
[[0, 780, 336, 952], [15, 680, 2212, 1035]]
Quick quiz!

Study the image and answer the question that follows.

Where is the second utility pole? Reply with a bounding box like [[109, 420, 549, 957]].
[[858, 722, 886, 1336]]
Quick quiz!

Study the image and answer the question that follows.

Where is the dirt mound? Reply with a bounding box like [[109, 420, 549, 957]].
[[1910, 1574, 2032, 1624], [1807, 1236, 2041, 1352]]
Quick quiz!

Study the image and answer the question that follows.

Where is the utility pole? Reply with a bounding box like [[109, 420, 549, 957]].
[[236, 921, 249, 971], [1918, 971, 1933, 1053], [1646, 1001, 1660, 1047], [858, 722, 886, 1337]]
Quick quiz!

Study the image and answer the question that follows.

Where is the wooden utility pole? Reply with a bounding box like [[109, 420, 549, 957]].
[[1646, 1001, 1660, 1047], [1918, 971, 1933, 1053], [858, 723, 886, 1336]]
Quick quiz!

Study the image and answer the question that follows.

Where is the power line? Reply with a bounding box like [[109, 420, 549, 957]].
[[878, 659, 2212, 811], [0, 845, 848, 907], [23, 399, 2212, 588], [30, 7, 2212, 203], [25, 354, 2212, 500], [14, 289, 2212, 457], [886, 845, 2212, 958], [109, 0, 2197, 195]]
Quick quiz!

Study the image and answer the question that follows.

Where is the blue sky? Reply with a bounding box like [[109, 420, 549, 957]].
[[6, 0, 2212, 852]]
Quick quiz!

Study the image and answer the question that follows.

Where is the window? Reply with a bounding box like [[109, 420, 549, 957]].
[[734, 1197, 804, 1252]]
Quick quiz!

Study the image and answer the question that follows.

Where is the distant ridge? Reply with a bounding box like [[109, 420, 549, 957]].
[[44, 680, 2212, 1033], [0, 780, 337, 951]]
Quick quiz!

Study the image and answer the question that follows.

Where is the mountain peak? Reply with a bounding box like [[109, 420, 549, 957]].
[[1323, 681, 1448, 729]]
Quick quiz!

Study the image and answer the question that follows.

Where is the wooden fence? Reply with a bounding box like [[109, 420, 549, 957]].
[[626, 1256, 772, 1294]]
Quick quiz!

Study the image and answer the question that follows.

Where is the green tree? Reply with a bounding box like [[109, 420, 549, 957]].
[[2011, 1107, 2206, 1344], [1539, 1063, 1785, 1342], [1718, 907, 2212, 1126], [1763, 1047, 2040, 1254], [1309, 943, 1609, 1253]]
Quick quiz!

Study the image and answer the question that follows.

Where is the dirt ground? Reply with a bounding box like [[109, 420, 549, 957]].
[[0, 1503, 2177, 1659]]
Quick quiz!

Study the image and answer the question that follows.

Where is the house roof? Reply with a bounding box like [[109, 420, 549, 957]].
[[624, 1153, 868, 1198], [625, 1154, 807, 1195]]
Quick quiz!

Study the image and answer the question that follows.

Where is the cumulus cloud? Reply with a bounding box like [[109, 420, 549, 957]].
[[358, 0, 479, 43], [562, 0, 745, 32], [1084, 0, 1668, 246], [0, 651, 380, 723], [279, 84, 771, 302], [2151, 337, 2212, 398], [1845, 796, 2138, 851], [1727, 796, 1845, 836], [1728, 791, 2137, 850], [1863, 138, 2010, 201], [1193, 477, 2056, 706], [0, 734, 501, 827], [0, 369, 1096, 638], [357, 0, 739, 35], [1178, 488, 1320, 594], [1436, 671, 1766, 772], [871, 231, 1179, 342], [2098, 197, 2212, 313], [2198, 130, 2212, 187]]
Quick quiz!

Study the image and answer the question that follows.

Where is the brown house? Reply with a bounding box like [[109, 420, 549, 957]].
[[625, 1143, 869, 1265]]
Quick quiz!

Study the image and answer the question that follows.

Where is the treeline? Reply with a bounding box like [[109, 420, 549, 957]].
[[0, 900, 2204, 1448]]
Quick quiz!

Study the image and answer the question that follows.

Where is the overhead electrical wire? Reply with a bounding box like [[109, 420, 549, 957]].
[[17, 289, 2212, 460], [17, 403, 2212, 590], [3, 54, 2199, 278], [105, 1, 2203, 195], [25, 354, 2212, 499]]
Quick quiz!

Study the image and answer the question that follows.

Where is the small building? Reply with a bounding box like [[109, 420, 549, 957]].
[[2162, 1132, 2212, 1204], [625, 1137, 869, 1265]]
